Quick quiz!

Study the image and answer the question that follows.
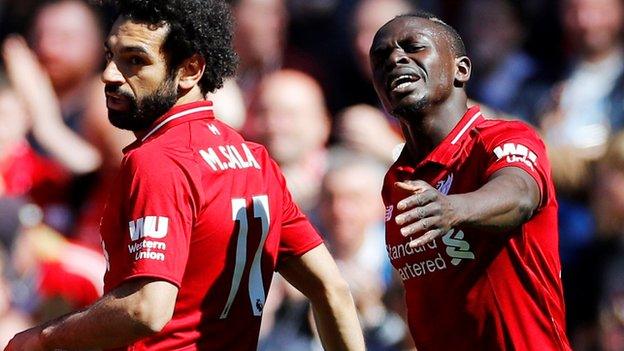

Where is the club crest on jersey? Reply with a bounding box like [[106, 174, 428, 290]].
[[129, 216, 169, 241], [435, 173, 453, 195], [493, 143, 537, 171]]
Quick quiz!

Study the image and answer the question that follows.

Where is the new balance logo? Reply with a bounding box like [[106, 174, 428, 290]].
[[493, 143, 537, 170], [385, 205, 394, 222], [129, 216, 169, 241], [442, 229, 475, 266]]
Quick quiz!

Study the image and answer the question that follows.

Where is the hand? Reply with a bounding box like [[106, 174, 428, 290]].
[[2, 35, 61, 125], [4, 327, 45, 351], [336, 104, 403, 164], [394, 180, 462, 248]]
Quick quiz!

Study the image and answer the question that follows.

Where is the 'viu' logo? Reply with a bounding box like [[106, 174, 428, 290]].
[[129, 216, 169, 241], [493, 143, 537, 170]]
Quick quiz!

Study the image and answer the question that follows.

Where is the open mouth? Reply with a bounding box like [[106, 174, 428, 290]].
[[388, 74, 421, 92]]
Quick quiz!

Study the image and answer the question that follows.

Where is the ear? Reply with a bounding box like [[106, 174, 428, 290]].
[[454, 56, 471, 87], [177, 53, 205, 91]]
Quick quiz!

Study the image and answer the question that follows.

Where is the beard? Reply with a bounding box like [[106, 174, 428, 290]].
[[392, 95, 430, 118], [106, 78, 178, 132]]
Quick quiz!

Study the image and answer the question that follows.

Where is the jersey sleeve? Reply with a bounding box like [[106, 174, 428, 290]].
[[480, 121, 552, 209], [267, 158, 323, 269], [116, 149, 198, 287]]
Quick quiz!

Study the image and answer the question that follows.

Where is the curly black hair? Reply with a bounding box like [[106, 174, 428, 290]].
[[108, 0, 238, 94]]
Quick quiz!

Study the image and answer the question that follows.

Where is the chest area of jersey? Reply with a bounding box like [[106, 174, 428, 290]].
[[383, 162, 489, 283]]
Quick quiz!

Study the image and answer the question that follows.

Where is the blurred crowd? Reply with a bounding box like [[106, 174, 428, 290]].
[[0, 0, 623, 350]]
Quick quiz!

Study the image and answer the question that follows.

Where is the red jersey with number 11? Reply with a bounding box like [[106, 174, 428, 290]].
[[99, 101, 323, 351], [383, 106, 571, 350]]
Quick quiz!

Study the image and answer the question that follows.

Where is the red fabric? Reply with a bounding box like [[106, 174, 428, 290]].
[[383, 106, 571, 350], [39, 261, 100, 309], [1, 142, 70, 203], [100, 101, 323, 351]]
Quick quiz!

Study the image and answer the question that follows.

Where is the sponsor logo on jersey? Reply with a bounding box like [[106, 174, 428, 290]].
[[493, 143, 537, 171], [128, 216, 168, 262], [387, 228, 476, 281], [129, 216, 169, 241], [435, 173, 453, 195], [441, 229, 475, 266], [199, 143, 261, 172]]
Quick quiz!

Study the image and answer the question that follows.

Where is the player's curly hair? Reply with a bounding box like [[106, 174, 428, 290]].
[[108, 0, 238, 94]]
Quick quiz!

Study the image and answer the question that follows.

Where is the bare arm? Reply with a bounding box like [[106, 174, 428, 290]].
[[2, 36, 102, 175], [4, 278, 178, 351], [279, 244, 365, 351], [395, 167, 540, 247]]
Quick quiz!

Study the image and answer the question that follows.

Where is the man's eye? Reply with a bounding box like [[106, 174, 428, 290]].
[[405, 45, 424, 53], [130, 56, 145, 65]]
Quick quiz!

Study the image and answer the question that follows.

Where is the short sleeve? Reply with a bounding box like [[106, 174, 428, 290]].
[[480, 121, 551, 208], [117, 150, 197, 287], [268, 159, 323, 268]]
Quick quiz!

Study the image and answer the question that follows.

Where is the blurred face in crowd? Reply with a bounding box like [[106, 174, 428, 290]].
[[320, 163, 383, 258], [30, 0, 103, 92], [102, 17, 179, 132], [233, 0, 286, 69], [254, 70, 329, 164], [353, 0, 413, 79], [463, 0, 522, 71], [370, 16, 459, 118], [0, 89, 28, 154], [563, 0, 624, 59]]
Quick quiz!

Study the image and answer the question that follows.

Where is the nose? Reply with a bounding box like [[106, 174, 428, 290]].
[[101, 60, 124, 85], [388, 48, 410, 67]]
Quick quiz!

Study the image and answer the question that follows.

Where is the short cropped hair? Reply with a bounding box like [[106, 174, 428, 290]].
[[108, 0, 238, 94], [395, 11, 466, 57]]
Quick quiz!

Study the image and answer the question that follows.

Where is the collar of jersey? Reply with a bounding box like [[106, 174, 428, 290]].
[[123, 100, 214, 154], [397, 105, 484, 171]]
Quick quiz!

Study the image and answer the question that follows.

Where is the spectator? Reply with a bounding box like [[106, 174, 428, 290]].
[[317, 149, 406, 350], [248, 69, 330, 212], [460, 0, 550, 123], [230, 0, 287, 97]]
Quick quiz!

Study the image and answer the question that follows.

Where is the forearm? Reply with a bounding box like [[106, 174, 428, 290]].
[[310, 281, 365, 351], [450, 168, 539, 231], [31, 118, 102, 175], [39, 294, 155, 350]]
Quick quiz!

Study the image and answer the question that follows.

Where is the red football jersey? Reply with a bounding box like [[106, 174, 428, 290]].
[[99, 101, 323, 350], [383, 106, 571, 350]]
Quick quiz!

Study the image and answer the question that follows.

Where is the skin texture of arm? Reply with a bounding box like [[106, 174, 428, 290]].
[[4, 278, 178, 351], [2, 36, 102, 175], [278, 244, 366, 351], [394, 167, 540, 248]]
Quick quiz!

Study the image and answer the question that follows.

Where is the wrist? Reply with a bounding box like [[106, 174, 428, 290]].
[[448, 194, 470, 228]]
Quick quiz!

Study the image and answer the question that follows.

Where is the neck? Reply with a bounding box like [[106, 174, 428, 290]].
[[133, 85, 206, 140], [399, 95, 468, 161]]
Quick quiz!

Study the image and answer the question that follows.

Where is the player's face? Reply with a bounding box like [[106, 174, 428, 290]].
[[102, 16, 178, 132], [369, 17, 456, 118]]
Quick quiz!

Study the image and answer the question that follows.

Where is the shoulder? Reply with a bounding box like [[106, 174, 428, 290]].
[[122, 143, 184, 177], [474, 118, 545, 148]]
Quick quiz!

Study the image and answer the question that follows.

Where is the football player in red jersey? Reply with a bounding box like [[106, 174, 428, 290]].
[[4, 1, 364, 350], [369, 12, 572, 350]]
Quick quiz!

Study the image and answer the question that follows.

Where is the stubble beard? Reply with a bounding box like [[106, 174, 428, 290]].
[[107, 78, 178, 132], [392, 95, 430, 119]]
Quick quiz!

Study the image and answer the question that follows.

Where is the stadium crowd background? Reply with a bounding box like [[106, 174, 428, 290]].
[[0, 0, 622, 350]]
